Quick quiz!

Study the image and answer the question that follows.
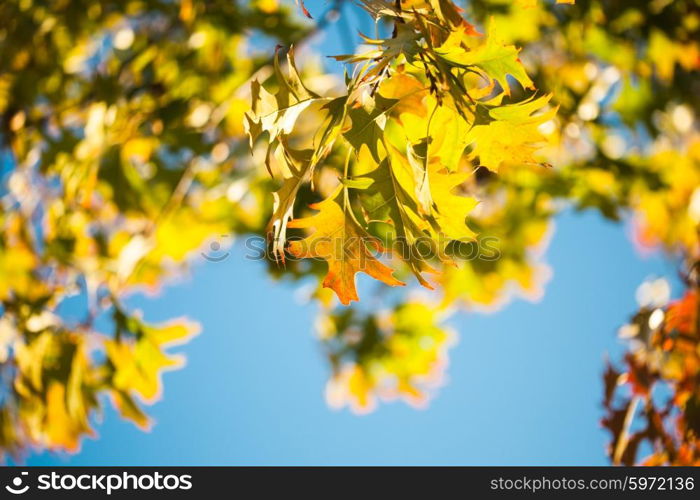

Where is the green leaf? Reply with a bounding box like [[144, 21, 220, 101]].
[[436, 21, 534, 95]]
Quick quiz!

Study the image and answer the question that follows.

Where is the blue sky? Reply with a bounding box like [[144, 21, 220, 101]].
[[27, 209, 674, 466], [27, 0, 679, 465]]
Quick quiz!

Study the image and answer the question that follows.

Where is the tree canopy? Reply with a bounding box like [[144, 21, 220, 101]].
[[0, 0, 698, 465]]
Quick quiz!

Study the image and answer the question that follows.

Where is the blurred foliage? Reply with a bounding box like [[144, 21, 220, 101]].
[[0, 0, 699, 465], [604, 285, 700, 465], [0, 0, 306, 459], [464, 0, 700, 465], [320, 301, 454, 413]]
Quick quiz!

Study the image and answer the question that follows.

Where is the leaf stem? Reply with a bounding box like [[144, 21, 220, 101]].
[[613, 395, 641, 465]]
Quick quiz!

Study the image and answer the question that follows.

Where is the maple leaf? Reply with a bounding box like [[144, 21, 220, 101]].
[[468, 94, 556, 171], [436, 20, 534, 95], [331, 24, 421, 83], [422, 101, 473, 172], [353, 131, 476, 288], [428, 162, 478, 242], [267, 142, 313, 260], [245, 48, 321, 151], [106, 317, 199, 403], [377, 72, 428, 119], [386, 141, 477, 244], [343, 93, 400, 163], [245, 50, 348, 260], [426, 0, 465, 28], [356, 145, 440, 288], [287, 188, 405, 305]]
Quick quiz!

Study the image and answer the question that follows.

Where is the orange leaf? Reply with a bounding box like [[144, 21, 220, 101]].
[[288, 189, 405, 305]]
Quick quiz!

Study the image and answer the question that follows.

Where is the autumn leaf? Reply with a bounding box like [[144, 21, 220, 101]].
[[428, 162, 478, 242], [107, 318, 199, 403], [287, 187, 405, 305], [436, 20, 534, 95], [331, 24, 421, 82], [45, 382, 89, 452], [322, 301, 454, 413], [294, 0, 312, 18], [356, 145, 440, 288], [245, 47, 321, 150], [343, 93, 399, 163], [246, 50, 348, 260], [468, 94, 556, 171]]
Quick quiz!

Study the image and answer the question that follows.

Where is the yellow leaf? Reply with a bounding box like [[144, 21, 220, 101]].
[[45, 382, 86, 452], [429, 163, 479, 242], [436, 20, 534, 95], [106, 319, 197, 403], [468, 94, 556, 171]]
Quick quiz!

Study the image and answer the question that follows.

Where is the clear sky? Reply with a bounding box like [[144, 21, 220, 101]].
[[27, 1, 678, 466]]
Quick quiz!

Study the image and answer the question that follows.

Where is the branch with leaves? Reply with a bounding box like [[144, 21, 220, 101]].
[[3, 0, 700, 467], [246, 0, 555, 304]]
